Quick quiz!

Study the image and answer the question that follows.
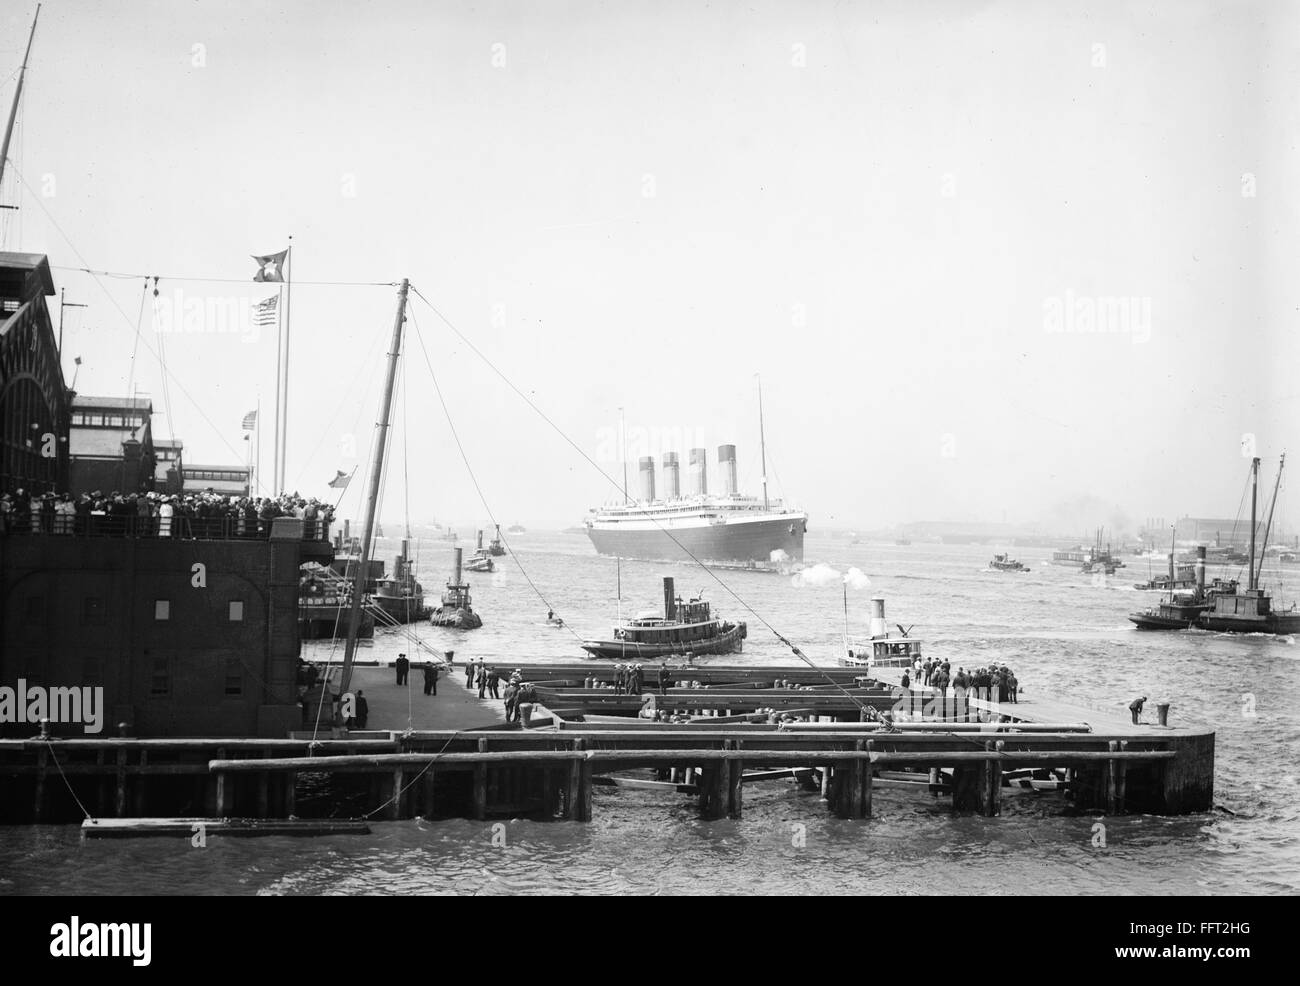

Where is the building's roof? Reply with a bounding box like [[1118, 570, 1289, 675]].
[[155, 438, 183, 450], [0, 252, 55, 295], [72, 395, 154, 412]]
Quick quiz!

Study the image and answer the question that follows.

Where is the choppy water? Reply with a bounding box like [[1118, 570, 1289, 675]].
[[3, 533, 1297, 895]]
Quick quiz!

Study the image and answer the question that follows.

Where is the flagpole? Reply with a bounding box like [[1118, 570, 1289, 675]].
[[272, 283, 283, 495], [280, 236, 293, 494], [254, 397, 262, 496]]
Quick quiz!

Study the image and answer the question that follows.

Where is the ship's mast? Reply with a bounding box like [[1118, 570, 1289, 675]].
[[341, 278, 410, 696], [0, 4, 40, 193], [1247, 456, 1260, 592], [619, 406, 628, 504], [1255, 453, 1285, 588], [756, 373, 769, 511]]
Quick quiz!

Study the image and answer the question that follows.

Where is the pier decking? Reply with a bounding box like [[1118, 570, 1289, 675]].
[[0, 663, 1214, 828]]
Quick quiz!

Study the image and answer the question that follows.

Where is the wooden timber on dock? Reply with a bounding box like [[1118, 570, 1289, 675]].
[[0, 665, 1215, 825]]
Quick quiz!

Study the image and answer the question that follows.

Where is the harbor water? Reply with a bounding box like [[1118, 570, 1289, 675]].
[[3, 533, 1297, 895]]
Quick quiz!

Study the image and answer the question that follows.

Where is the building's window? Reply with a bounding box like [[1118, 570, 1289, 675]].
[[224, 659, 243, 697], [107, 415, 123, 427], [150, 658, 169, 696], [229, 600, 244, 622], [82, 596, 106, 625], [24, 596, 43, 624], [154, 599, 170, 621]]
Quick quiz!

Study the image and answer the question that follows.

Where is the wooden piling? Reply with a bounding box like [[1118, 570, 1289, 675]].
[[32, 746, 47, 823], [473, 738, 488, 820], [727, 740, 744, 819], [115, 748, 128, 817], [861, 740, 873, 818]]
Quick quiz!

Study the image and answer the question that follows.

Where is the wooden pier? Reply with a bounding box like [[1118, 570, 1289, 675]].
[[0, 664, 1215, 828]]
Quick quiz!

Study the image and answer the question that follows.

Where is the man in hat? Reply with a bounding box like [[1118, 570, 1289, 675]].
[[422, 660, 438, 696], [395, 652, 409, 686], [465, 658, 476, 688]]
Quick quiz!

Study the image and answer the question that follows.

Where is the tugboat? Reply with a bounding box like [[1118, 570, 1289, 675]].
[[841, 596, 923, 670], [430, 548, 483, 629], [487, 524, 506, 556], [464, 529, 496, 573], [988, 552, 1029, 572], [371, 537, 430, 624], [1129, 546, 1225, 629], [579, 576, 746, 659], [1195, 455, 1300, 635]]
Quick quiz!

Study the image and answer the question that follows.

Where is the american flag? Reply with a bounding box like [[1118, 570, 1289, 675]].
[[241, 410, 257, 430], [251, 294, 279, 326]]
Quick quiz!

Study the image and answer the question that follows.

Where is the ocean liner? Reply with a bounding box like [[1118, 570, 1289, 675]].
[[585, 443, 806, 565]]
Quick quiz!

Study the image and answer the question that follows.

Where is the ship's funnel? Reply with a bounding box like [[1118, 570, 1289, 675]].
[[869, 596, 887, 639], [452, 547, 463, 586], [689, 448, 708, 496], [718, 444, 737, 495], [476, 529, 483, 551], [639, 456, 656, 502], [343, 519, 350, 543], [1195, 545, 1206, 597], [662, 452, 680, 499], [663, 576, 676, 620]]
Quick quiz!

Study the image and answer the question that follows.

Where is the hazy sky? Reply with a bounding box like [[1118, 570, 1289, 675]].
[[3, 0, 1296, 532]]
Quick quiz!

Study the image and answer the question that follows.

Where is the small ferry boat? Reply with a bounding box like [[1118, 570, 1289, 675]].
[[507, 523, 526, 534], [1053, 530, 1125, 571], [299, 565, 375, 639], [841, 597, 923, 670], [1133, 561, 1196, 591], [580, 576, 746, 659], [988, 553, 1028, 572], [430, 548, 483, 629]]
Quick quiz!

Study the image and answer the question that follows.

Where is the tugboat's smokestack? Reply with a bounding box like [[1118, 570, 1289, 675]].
[[476, 529, 483, 551], [869, 596, 887, 639], [452, 547, 463, 586], [639, 456, 656, 502], [718, 444, 737, 496], [689, 448, 708, 496], [1195, 545, 1206, 597], [663, 576, 676, 620], [662, 452, 680, 499]]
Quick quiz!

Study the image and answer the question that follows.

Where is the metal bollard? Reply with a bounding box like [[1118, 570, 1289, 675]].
[[1156, 702, 1171, 727]]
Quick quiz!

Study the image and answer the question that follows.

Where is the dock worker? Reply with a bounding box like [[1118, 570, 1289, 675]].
[[614, 664, 625, 695], [354, 691, 369, 729], [477, 662, 488, 699], [660, 661, 670, 696], [1129, 696, 1147, 724], [465, 660, 476, 688], [901, 670, 911, 690], [503, 679, 519, 722], [395, 653, 410, 686], [423, 661, 439, 696], [486, 668, 500, 699]]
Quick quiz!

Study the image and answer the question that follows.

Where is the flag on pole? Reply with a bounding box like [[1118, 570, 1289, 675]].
[[251, 295, 278, 326], [242, 410, 257, 431], [252, 249, 288, 282], [327, 469, 351, 489]]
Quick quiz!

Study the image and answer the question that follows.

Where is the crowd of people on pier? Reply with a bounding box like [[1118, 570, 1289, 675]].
[[0, 486, 334, 539], [902, 658, 1020, 703]]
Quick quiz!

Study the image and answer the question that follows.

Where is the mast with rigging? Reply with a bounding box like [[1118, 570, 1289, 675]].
[[340, 278, 410, 696]]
